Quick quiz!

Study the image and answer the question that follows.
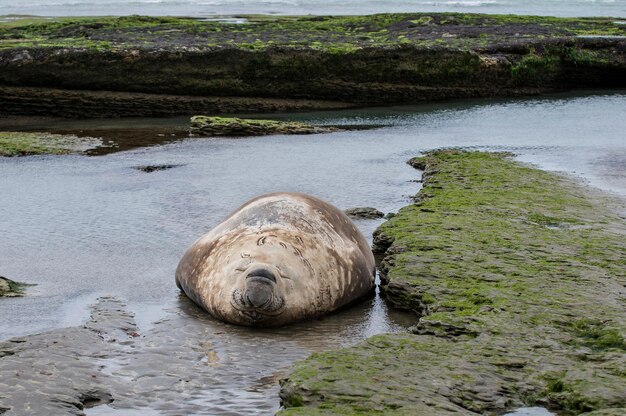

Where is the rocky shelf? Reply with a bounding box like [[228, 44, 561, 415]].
[[189, 116, 338, 136], [279, 150, 626, 415], [0, 14, 625, 117]]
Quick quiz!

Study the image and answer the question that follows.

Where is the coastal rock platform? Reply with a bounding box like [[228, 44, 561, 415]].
[[279, 151, 626, 415]]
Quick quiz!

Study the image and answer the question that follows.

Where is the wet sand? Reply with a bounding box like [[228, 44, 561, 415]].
[[0, 294, 414, 415]]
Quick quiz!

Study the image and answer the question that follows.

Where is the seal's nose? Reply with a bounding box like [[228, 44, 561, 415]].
[[245, 267, 277, 308], [246, 283, 272, 307]]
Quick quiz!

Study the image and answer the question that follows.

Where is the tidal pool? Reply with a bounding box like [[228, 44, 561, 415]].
[[1, 90, 625, 414]]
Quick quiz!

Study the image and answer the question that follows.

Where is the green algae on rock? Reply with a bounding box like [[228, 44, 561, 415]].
[[189, 116, 338, 137], [0, 131, 101, 156], [0, 276, 32, 297], [1, 14, 624, 51], [279, 150, 626, 415]]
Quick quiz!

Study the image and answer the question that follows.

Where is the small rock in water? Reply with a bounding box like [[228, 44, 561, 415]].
[[0, 276, 32, 297], [134, 164, 182, 173], [407, 156, 428, 170], [344, 207, 385, 219]]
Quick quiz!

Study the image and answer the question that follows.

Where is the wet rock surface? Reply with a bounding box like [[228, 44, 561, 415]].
[[0, 297, 130, 415], [189, 116, 339, 137], [344, 207, 385, 219], [279, 151, 626, 415], [0, 297, 281, 415]]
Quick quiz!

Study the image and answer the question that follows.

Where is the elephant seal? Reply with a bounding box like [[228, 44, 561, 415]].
[[176, 192, 375, 326]]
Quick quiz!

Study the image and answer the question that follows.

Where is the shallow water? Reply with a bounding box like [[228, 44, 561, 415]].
[[1, 90, 626, 414], [1, 0, 625, 18]]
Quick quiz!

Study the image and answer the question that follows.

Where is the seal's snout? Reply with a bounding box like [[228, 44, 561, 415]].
[[231, 264, 286, 318], [244, 267, 278, 308], [246, 285, 272, 308]]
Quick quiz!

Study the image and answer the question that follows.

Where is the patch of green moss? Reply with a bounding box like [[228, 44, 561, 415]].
[[189, 115, 338, 136], [0, 131, 100, 156], [565, 48, 613, 66], [527, 213, 584, 227], [1, 13, 625, 52], [569, 319, 626, 351], [511, 53, 561, 85], [542, 373, 605, 414]]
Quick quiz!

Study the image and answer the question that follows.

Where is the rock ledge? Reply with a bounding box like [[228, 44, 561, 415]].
[[189, 116, 338, 137]]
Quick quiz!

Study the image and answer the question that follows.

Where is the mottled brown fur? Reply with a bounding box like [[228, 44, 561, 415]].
[[176, 193, 376, 326]]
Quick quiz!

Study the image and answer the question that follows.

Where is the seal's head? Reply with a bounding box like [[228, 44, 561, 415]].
[[178, 229, 327, 326]]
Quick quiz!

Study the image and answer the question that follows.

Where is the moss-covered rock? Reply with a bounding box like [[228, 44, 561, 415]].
[[279, 150, 626, 415], [1, 14, 624, 52], [189, 116, 337, 136], [0, 276, 31, 297], [0, 131, 101, 156]]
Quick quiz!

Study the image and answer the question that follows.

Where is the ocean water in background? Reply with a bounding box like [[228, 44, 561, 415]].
[[0, 0, 625, 17]]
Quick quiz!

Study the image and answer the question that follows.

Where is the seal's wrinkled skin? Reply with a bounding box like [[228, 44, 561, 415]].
[[176, 193, 375, 326]]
